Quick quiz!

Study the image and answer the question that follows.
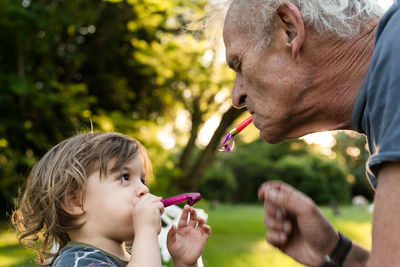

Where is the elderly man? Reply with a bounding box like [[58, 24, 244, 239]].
[[222, 0, 400, 266]]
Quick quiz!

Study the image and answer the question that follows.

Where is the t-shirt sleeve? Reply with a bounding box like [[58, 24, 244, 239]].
[[53, 246, 120, 267], [364, 1, 400, 182]]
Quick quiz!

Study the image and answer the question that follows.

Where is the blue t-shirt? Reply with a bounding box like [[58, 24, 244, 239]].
[[52, 242, 128, 267], [351, 0, 400, 189]]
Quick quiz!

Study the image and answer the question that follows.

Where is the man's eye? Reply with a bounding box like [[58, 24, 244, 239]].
[[236, 62, 242, 72], [120, 174, 129, 181]]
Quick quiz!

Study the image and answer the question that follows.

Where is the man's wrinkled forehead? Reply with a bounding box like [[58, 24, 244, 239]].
[[223, 8, 252, 69], [223, 1, 240, 42], [222, 12, 234, 50], [223, 0, 263, 48], [224, 0, 275, 51], [223, 5, 244, 53], [223, 19, 240, 69]]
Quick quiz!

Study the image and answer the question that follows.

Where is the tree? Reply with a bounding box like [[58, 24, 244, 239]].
[[0, 0, 239, 217], [331, 131, 374, 200], [127, 0, 243, 191], [0, 0, 179, 216]]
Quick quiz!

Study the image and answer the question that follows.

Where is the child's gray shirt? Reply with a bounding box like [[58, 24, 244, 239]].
[[52, 242, 128, 267]]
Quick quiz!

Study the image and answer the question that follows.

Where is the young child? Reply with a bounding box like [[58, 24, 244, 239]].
[[12, 132, 211, 267]]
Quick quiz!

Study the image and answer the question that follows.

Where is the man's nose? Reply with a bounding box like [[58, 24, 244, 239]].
[[232, 76, 247, 108]]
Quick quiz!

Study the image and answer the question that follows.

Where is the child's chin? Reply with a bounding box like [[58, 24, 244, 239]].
[[124, 239, 134, 247]]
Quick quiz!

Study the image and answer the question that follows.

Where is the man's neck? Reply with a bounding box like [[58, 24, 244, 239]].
[[310, 20, 378, 130]]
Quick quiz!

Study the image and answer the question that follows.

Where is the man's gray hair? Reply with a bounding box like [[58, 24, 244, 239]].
[[207, 0, 384, 47]]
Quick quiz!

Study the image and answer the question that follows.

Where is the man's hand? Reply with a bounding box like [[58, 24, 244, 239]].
[[258, 181, 339, 267], [167, 205, 211, 267]]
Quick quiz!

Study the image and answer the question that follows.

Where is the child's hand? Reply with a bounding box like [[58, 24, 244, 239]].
[[131, 194, 164, 235], [167, 205, 211, 266]]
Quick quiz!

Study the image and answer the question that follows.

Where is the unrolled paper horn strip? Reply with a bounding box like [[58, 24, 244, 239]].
[[161, 192, 202, 207]]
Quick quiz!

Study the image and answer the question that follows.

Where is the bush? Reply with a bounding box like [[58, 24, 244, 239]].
[[208, 139, 351, 205], [270, 154, 350, 204], [198, 164, 238, 202]]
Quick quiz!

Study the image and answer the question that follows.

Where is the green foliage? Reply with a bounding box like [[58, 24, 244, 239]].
[[210, 139, 351, 204], [149, 154, 183, 197], [0, 0, 233, 218], [198, 164, 238, 201], [0, 0, 142, 218], [271, 154, 350, 204], [332, 131, 373, 200]]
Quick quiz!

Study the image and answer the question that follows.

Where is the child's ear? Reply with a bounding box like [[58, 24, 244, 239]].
[[62, 192, 84, 216]]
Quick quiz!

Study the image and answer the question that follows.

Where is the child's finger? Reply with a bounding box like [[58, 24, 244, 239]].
[[178, 205, 190, 228], [188, 207, 198, 228], [201, 224, 211, 236], [167, 225, 177, 243], [196, 217, 205, 227]]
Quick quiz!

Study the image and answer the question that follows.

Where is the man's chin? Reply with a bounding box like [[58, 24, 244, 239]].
[[260, 131, 285, 144]]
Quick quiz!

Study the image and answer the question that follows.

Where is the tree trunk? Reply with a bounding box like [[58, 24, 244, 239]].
[[178, 98, 202, 174], [179, 106, 245, 191], [16, 36, 25, 79]]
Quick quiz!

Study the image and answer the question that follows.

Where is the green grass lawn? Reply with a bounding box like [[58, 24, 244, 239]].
[[0, 204, 372, 267], [0, 221, 36, 267], [201, 204, 372, 267]]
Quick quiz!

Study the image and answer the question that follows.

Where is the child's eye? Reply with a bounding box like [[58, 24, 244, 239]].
[[120, 173, 130, 182], [140, 177, 146, 184]]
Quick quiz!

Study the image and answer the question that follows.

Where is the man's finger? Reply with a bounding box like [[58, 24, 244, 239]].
[[266, 229, 288, 246], [264, 215, 292, 233], [259, 181, 314, 215]]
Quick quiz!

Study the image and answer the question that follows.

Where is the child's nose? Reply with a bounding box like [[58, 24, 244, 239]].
[[137, 183, 149, 197]]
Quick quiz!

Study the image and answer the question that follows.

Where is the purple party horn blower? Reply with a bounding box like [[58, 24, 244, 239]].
[[161, 192, 202, 207], [219, 116, 253, 152]]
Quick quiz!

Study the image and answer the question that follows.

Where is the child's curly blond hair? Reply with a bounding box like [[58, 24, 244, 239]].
[[12, 132, 153, 266]]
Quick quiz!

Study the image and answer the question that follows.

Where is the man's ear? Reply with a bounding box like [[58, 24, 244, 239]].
[[62, 192, 84, 216], [275, 1, 305, 60]]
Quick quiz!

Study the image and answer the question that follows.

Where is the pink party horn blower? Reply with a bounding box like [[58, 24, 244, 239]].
[[161, 192, 202, 207], [219, 116, 252, 152]]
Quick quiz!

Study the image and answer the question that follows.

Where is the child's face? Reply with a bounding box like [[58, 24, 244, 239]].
[[81, 154, 149, 243]]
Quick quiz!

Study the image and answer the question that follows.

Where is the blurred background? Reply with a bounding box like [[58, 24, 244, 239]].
[[1, 0, 389, 266]]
